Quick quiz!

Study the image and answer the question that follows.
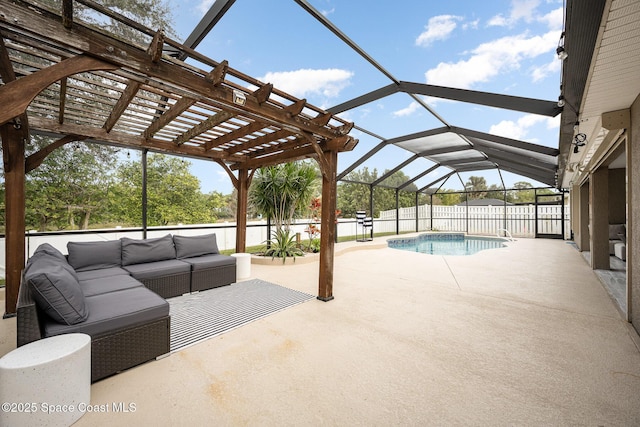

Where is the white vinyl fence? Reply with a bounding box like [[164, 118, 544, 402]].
[[377, 204, 569, 238]]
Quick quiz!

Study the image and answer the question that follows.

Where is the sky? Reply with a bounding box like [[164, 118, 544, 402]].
[[164, 0, 564, 194]]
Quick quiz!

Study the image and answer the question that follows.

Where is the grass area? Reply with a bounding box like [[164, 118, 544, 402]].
[[0, 278, 4, 288]]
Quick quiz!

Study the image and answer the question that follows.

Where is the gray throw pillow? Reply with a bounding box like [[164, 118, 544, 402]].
[[25, 260, 88, 325], [173, 234, 219, 258], [121, 234, 176, 266], [33, 243, 67, 262], [26, 251, 79, 282], [67, 240, 122, 272]]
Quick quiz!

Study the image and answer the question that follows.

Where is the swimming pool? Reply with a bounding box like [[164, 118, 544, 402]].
[[387, 233, 507, 256]]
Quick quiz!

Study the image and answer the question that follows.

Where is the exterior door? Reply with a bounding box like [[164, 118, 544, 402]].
[[535, 193, 565, 239]]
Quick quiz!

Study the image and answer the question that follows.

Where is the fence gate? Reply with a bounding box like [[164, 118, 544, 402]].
[[535, 193, 565, 239]]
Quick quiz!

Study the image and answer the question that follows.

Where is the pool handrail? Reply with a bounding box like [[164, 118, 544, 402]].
[[497, 229, 514, 241]]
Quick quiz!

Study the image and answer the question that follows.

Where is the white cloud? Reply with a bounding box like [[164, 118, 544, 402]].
[[488, 14, 508, 27], [538, 7, 564, 30], [415, 15, 463, 47], [462, 19, 480, 30], [488, 0, 541, 27], [510, 0, 541, 22], [489, 114, 559, 140], [259, 68, 353, 99], [393, 101, 421, 117], [425, 30, 559, 88], [531, 57, 561, 82]]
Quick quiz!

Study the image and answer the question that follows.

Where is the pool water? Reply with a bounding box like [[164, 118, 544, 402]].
[[387, 233, 507, 256]]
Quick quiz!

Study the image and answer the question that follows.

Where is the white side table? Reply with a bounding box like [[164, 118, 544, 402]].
[[0, 333, 91, 427], [231, 253, 252, 280]]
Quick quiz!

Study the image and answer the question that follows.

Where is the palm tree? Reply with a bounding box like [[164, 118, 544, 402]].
[[249, 161, 319, 231], [464, 176, 488, 200]]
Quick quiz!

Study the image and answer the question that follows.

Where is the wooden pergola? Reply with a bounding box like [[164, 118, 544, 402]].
[[0, 0, 357, 315]]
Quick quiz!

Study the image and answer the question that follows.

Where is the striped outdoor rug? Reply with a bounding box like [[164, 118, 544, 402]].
[[169, 279, 314, 352]]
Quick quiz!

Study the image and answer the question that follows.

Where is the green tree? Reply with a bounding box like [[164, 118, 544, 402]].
[[432, 190, 462, 206], [113, 153, 215, 226], [464, 176, 488, 200], [8, 0, 178, 231], [485, 184, 507, 201], [249, 161, 319, 231], [337, 168, 417, 217], [206, 191, 234, 220], [39, 0, 176, 40], [509, 181, 535, 204], [25, 137, 119, 231]]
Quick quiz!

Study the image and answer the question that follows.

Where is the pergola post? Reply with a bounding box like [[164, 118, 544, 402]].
[[318, 149, 338, 301], [235, 168, 249, 253], [2, 120, 27, 316]]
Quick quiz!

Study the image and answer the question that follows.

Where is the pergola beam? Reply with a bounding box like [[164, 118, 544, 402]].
[[29, 117, 242, 161], [204, 121, 268, 151], [143, 96, 197, 138], [225, 129, 294, 155], [103, 80, 141, 132], [174, 110, 235, 146], [0, 55, 118, 126]]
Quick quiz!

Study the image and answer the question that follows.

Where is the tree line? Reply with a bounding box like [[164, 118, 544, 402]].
[[0, 141, 555, 234], [1, 137, 233, 233]]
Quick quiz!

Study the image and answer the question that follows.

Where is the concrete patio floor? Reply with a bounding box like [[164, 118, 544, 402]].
[[2, 235, 640, 426]]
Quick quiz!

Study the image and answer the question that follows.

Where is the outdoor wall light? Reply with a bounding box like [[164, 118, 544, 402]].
[[557, 95, 565, 108], [232, 90, 246, 106], [573, 132, 587, 153], [556, 31, 568, 61], [556, 46, 568, 61]]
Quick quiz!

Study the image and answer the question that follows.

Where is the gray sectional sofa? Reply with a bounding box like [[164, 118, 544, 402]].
[[17, 233, 236, 382]]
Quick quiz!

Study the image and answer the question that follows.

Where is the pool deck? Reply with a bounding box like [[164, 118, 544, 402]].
[[1, 234, 640, 425]]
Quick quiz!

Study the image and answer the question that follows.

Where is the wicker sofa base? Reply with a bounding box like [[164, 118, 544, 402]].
[[17, 280, 170, 383], [191, 264, 237, 292], [140, 271, 191, 299], [91, 316, 170, 382]]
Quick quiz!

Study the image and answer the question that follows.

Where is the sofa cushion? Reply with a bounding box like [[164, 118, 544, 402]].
[[123, 259, 191, 280], [182, 254, 236, 271], [75, 267, 131, 281], [79, 275, 144, 297], [173, 233, 219, 259], [25, 251, 79, 282], [67, 240, 122, 272], [121, 235, 176, 266], [43, 287, 169, 338], [25, 257, 88, 325], [33, 243, 67, 262]]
